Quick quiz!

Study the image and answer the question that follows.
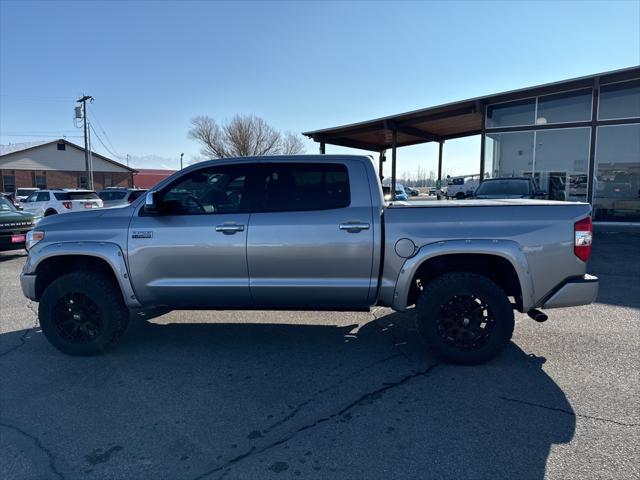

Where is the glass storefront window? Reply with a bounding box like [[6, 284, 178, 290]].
[[486, 128, 590, 201], [598, 79, 640, 120], [486, 99, 536, 128], [594, 123, 640, 221], [536, 89, 592, 124]]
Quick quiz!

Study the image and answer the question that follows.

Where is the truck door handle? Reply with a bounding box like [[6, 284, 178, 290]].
[[339, 222, 370, 232], [215, 224, 245, 234]]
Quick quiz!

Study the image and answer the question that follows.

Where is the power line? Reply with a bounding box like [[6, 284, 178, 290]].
[[0, 133, 84, 138], [89, 124, 123, 160], [89, 110, 122, 158]]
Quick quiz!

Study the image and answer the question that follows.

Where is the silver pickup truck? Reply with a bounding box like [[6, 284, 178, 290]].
[[21, 155, 598, 364]]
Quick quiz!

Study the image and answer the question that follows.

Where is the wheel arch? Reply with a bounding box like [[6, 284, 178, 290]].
[[28, 242, 141, 308], [392, 240, 534, 313]]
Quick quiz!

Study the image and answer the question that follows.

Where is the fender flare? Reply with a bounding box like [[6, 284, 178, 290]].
[[25, 241, 141, 308], [391, 239, 534, 312]]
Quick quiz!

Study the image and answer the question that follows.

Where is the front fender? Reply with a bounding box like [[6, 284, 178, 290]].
[[23, 241, 141, 308], [391, 239, 534, 312]]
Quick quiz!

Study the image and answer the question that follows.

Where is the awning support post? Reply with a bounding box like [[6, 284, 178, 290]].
[[378, 150, 385, 182], [438, 141, 443, 181], [319, 142, 326, 154], [479, 103, 486, 181], [391, 129, 397, 200]]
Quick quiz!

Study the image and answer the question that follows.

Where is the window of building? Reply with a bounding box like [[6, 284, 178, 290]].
[[35, 173, 47, 189], [536, 89, 592, 124], [486, 128, 590, 201], [259, 163, 350, 212], [598, 79, 640, 120], [104, 174, 113, 187], [486, 98, 536, 128], [2, 175, 15, 194], [57, 142, 66, 151], [79, 175, 88, 189], [593, 123, 640, 221]]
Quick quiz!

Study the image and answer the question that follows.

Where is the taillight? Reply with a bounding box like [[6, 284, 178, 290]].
[[62, 201, 72, 209], [574, 216, 592, 262]]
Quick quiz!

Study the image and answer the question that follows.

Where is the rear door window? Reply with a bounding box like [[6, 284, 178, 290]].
[[258, 163, 350, 212]]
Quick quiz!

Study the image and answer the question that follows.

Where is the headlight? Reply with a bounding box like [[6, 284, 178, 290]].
[[26, 230, 45, 250]]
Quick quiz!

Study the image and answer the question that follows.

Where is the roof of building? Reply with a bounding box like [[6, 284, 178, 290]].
[[303, 65, 640, 152], [0, 138, 137, 172]]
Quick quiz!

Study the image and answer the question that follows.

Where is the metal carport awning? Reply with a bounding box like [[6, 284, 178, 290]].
[[302, 65, 640, 200], [303, 100, 486, 198]]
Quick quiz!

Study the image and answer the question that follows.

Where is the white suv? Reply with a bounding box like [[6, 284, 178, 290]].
[[22, 189, 103, 217]]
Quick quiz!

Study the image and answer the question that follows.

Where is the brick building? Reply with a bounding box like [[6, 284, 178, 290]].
[[0, 139, 135, 193]]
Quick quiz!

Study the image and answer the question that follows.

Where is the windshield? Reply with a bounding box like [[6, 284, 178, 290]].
[[475, 179, 531, 196], [0, 195, 16, 211]]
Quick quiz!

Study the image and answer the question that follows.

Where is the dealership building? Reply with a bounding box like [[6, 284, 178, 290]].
[[304, 66, 640, 222], [0, 139, 135, 192]]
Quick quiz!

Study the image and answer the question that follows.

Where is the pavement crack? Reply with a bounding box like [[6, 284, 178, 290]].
[[0, 420, 64, 480], [500, 396, 639, 428], [0, 301, 38, 358], [194, 363, 438, 480], [260, 352, 402, 435]]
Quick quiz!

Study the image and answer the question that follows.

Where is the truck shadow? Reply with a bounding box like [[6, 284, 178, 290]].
[[589, 232, 640, 309], [0, 310, 574, 479]]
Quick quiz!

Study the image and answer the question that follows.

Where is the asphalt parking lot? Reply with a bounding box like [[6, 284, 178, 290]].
[[1, 232, 639, 480]]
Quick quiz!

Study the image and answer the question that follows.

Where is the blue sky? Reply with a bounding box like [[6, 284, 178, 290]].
[[1, 0, 639, 175]]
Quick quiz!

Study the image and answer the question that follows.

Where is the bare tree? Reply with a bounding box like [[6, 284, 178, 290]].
[[188, 115, 305, 159], [280, 131, 306, 155]]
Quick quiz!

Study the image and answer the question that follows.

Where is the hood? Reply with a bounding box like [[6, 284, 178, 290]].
[[36, 209, 109, 228], [0, 209, 36, 225]]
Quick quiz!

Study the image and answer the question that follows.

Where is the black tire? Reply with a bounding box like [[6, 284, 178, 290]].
[[39, 271, 130, 356], [415, 272, 514, 365], [455, 192, 466, 200], [44, 209, 57, 216]]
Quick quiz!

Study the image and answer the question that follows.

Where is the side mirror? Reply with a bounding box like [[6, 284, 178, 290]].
[[20, 198, 27, 203], [144, 191, 160, 213], [534, 190, 547, 198]]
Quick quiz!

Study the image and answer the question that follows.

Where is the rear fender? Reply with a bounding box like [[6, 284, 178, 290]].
[[391, 239, 534, 312]]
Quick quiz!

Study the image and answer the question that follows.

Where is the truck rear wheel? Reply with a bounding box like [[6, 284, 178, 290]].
[[39, 271, 130, 356], [415, 272, 514, 365]]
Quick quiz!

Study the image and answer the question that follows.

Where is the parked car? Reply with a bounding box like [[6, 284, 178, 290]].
[[21, 155, 598, 365], [0, 193, 36, 251], [98, 188, 148, 207], [14, 187, 39, 205], [405, 186, 420, 197], [446, 176, 480, 199], [21, 189, 103, 217], [382, 184, 408, 201], [473, 177, 546, 199]]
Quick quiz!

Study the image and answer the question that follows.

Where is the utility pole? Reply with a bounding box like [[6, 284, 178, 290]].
[[126, 154, 130, 167], [77, 95, 93, 188], [180, 152, 184, 169]]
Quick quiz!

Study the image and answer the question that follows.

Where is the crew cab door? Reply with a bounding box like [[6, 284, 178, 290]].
[[247, 160, 374, 308], [127, 163, 256, 307]]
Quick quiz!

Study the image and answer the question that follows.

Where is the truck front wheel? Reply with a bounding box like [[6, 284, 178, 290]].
[[415, 272, 514, 365], [39, 271, 130, 356]]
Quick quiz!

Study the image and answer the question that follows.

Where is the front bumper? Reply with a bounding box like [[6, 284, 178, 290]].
[[542, 274, 599, 309], [20, 273, 38, 301]]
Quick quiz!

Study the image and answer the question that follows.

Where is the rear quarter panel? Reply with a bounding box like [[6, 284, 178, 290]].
[[381, 201, 592, 310]]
